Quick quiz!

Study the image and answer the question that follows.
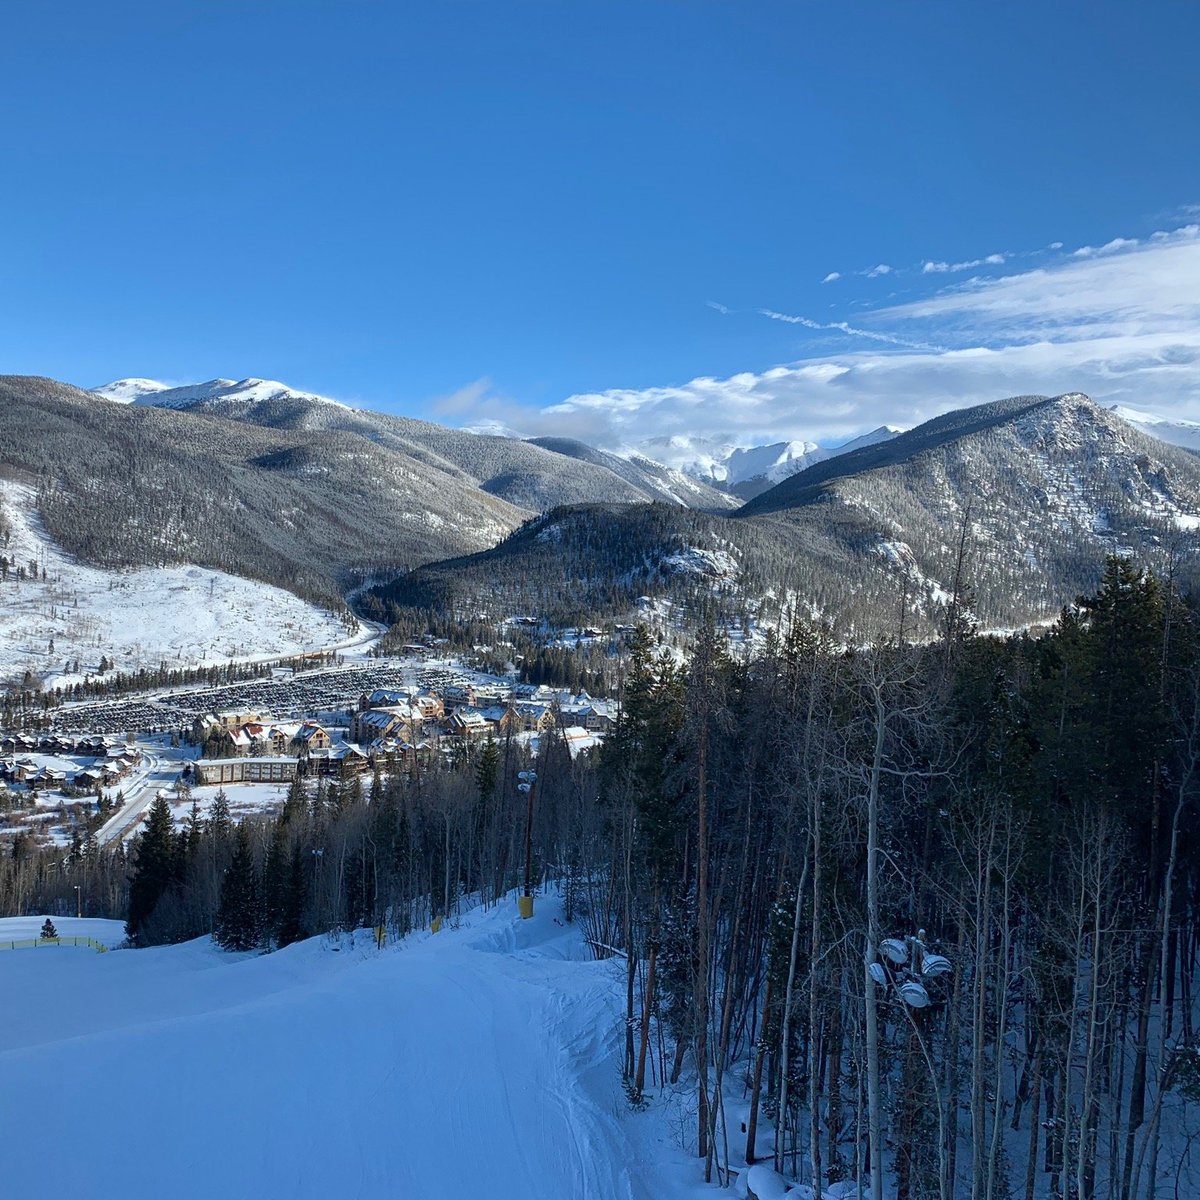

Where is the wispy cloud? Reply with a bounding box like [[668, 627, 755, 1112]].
[[821, 272, 841, 284], [707, 301, 731, 315], [863, 263, 892, 278], [758, 308, 945, 352]]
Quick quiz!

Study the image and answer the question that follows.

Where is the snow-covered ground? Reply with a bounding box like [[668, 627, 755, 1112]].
[[0, 898, 722, 1200], [0, 915, 127, 947], [183, 780, 292, 823], [0, 480, 355, 689]]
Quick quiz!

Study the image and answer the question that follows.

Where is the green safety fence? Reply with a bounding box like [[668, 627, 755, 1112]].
[[0, 936, 110, 953]]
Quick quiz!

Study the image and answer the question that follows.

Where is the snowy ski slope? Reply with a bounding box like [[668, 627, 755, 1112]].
[[0, 899, 717, 1200]]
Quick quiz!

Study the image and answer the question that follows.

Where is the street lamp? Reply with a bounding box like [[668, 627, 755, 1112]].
[[517, 770, 537, 918], [73, 884, 81, 919]]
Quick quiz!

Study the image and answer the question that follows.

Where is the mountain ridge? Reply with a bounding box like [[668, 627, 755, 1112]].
[[93, 376, 736, 511], [370, 393, 1200, 637]]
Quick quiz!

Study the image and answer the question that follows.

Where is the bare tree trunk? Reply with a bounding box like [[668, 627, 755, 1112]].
[[1133, 674, 1197, 1200], [776, 857, 811, 1174], [827, 999, 844, 1181], [944, 884, 968, 1200], [971, 812, 996, 1200], [809, 771, 825, 1195], [696, 698, 710, 1164], [985, 830, 1016, 1200], [1077, 812, 1108, 1200], [745, 973, 774, 1164], [864, 681, 887, 1200], [634, 900, 657, 1096], [1025, 1049, 1043, 1200]]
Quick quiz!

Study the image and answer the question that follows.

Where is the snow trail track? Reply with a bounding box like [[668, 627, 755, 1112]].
[[0, 901, 641, 1200]]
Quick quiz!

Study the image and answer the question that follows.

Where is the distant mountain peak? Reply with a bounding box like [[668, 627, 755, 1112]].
[[92, 378, 176, 402], [619, 425, 904, 498], [93, 376, 352, 411], [1109, 403, 1200, 453]]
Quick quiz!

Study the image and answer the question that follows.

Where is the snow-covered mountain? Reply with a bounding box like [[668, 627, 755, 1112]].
[[4, 375, 529, 606], [725, 439, 824, 485], [1112, 405, 1200, 453], [95, 376, 353, 412], [525, 438, 739, 510], [625, 426, 903, 500], [94, 376, 735, 512], [95, 375, 908, 507]]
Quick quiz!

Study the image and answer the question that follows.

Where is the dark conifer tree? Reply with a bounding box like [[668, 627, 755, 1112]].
[[277, 846, 310, 947], [215, 824, 262, 951], [208, 789, 233, 842], [126, 792, 179, 941]]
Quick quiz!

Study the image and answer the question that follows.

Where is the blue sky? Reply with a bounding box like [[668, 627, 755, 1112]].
[[2, 2, 1198, 449]]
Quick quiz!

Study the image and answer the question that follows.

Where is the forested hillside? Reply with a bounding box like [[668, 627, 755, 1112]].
[[10, 558, 1199, 1199], [98, 376, 736, 510], [371, 395, 1200, 638], [1, 375, 527, 604]]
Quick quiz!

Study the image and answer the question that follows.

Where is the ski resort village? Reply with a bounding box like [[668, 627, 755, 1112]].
[[0, 625, 615, 854]]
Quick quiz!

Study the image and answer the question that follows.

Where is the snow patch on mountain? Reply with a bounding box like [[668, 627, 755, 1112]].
[[0, 480, 353, 689], [873, 539, 953, 607], [661, 546, 740, 581], [91, 378, 173, 403]]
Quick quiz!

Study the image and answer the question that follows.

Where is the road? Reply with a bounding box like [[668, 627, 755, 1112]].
[[93, 744, 189, 846], [326, 615, 389, 660]]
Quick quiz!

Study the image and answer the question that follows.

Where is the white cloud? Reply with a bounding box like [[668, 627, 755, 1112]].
[[821, 272, 841, 284], [1072, 236, 1139, 258], [923, 252, 1008, 274], [707, 301, 730, 315], [864, 263, 892, 278], [446, 223, 1200, 455]]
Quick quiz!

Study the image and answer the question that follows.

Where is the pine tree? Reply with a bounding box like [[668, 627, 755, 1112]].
[[475, 736, 500, 804], [277, 846, 309, 947], [280, 775, 307, 828], [126, 792, 179, 941], [208, 789, 232, 842], [262, 824, 289, 941], [215, 824, 262, 951]]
